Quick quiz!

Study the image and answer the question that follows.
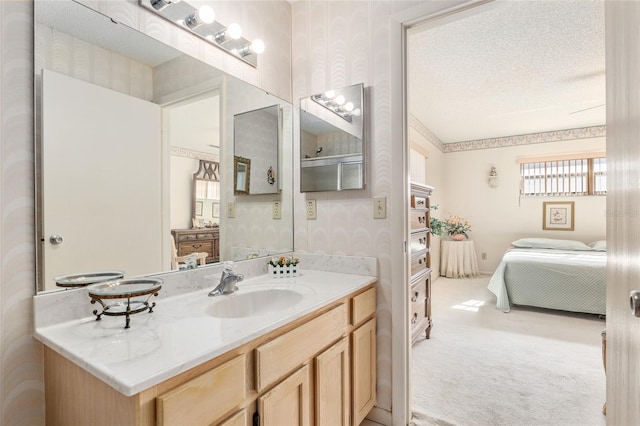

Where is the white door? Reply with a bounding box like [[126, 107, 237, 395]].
[[41, 70, 163, 290], [605, 2, 640, 423]]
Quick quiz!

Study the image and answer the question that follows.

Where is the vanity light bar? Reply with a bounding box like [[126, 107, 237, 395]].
[[138, 0, 263, 67], [311, 93, 361, 122]]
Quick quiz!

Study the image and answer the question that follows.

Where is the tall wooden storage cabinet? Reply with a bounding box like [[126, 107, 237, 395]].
[[409, 182, 433, 343]]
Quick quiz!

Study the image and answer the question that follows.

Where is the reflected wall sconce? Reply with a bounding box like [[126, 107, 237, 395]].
[[139, 0, 264, 67], [488, 166, 498, 188], [311, 90, 362, 122]]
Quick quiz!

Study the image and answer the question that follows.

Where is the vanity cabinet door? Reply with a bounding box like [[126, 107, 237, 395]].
[[315, 337, 350, 426], [259, 364, 312, 426], [352, 318, 376, 426]]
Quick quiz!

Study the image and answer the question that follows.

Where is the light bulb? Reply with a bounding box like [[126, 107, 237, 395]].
[[185, 5, 215, 28], [352, 108, 361, 117], [324, 90, 335, 99], [198, 6, 215, 23], [344, 102, 354, 112], [335, 95, 345, 106], [250, 38, 265, 54], [227, 23, 242, 40]]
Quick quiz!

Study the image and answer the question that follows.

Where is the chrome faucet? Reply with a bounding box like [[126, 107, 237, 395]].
[[208, 261, 244, 297]]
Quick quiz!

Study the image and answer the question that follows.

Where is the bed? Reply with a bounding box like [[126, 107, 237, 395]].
[[488, 238, 606, 315]]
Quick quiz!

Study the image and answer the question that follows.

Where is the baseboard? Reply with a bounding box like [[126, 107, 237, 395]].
[[366, 406, 392, 425]]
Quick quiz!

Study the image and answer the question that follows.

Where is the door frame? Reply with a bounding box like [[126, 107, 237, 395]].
[[392, 2, 493, 424]]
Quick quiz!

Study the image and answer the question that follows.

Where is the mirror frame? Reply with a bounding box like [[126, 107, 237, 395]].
[[192, 159, 220, 225], [234, 156, 251, 195]]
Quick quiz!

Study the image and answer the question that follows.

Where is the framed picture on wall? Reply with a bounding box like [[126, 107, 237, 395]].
[[543, 201, 575, 231], [212, 202, 220, 218], [195, 201, 203, 216]]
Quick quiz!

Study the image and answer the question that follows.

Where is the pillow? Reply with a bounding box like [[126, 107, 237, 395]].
[[588, 240, 607, 251], [511, 238, 591, 251]]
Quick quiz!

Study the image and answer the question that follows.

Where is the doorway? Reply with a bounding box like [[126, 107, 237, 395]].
[[404, 0, 606, 422]]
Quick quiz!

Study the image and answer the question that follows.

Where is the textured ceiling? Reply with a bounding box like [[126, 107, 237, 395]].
[[408, 0, 605, 144]]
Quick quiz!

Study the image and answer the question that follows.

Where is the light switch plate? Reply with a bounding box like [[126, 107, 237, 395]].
[[272, 201, 282, 220], [373, 196, 386, 219], [227, 201, 235, 218], [306, 200, 317, 220]]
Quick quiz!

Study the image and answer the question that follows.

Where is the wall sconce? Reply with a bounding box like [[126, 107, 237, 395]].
[[311, 90, 362, 122], [488, 166, 498, 188], [139, 0, 264, 67]]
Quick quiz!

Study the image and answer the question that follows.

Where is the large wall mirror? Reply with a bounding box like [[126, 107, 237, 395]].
[[300, 83, 365, 192], [234, 105, 280, 195], [35, 0, 294, 293]]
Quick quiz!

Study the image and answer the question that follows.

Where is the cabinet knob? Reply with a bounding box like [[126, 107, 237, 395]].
[[411, 292, 418, 302], [411, 313, 418, 324]]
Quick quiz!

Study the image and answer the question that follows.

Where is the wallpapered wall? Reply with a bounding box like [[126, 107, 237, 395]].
[[291, 0, 424, 414], [0, 1, 291, 424], [0, 3, 42, 425]]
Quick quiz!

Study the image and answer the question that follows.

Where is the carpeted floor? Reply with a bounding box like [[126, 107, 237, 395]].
[[411, 275, 606, 426]]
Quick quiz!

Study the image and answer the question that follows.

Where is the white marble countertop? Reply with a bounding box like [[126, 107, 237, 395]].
[[34, 270, 376, 396]]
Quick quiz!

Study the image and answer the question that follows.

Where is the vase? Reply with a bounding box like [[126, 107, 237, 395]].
[[451, 234, 466, 241]]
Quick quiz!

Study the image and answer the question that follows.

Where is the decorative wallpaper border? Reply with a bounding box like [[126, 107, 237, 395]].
[[170, 146, 219, 162], [410, 114, 606, 153]]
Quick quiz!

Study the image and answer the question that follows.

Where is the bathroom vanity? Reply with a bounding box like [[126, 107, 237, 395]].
[[36, 270, 376, 426]]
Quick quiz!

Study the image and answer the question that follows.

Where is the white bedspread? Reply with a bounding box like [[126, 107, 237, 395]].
[[488, 248, 606, 314]]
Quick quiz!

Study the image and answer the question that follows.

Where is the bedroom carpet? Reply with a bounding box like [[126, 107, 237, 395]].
[[411, 275, 606, 426]]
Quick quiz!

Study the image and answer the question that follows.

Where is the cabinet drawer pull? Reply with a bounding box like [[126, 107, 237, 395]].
[[191, 244, 202, 249], [411, 292, 418, 303], [411, 313, 417, 324]]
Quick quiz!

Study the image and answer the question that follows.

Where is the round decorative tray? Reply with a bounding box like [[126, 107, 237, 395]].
[[54, 270, 125, 288], [86, 278, 163, 329]]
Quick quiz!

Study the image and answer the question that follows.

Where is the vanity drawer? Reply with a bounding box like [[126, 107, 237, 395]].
[[156, 354, 247, 426], [410, 231, 429, 253], [410, 251, 429, 277], [255, 304, 348, 392], [352, 286, 376, 326], [410, 210, 428, 231], [179, 241, 213, 255]]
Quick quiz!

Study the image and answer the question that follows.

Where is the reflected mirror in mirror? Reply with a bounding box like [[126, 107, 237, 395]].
[[234, 105, 280, 195], [35, 0, 293, 293], [234, 157, 251, 195], [300, 83, 365, 192]]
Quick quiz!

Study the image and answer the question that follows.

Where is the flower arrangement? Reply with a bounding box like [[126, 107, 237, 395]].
[[445, 215, 472, 238], [268, 256, 299, 277], [429, 205, 472, 239], [268, 256, 299, 267]]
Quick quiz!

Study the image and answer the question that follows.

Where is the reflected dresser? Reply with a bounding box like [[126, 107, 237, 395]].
[[171, 228, 219, 264]]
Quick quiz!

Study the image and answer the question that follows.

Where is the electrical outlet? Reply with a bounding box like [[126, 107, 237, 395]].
[[306, 200, 317, 220], [227, 201, 235, 218], [481, 252, 487, 260], [373, 196, 386, 219], [272, 201, 282, 220]]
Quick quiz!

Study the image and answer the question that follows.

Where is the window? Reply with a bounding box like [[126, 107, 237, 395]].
[[519, 155, 606, 196]]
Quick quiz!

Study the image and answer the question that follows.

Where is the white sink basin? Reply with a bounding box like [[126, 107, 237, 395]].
[[206, 287, 304, 319]]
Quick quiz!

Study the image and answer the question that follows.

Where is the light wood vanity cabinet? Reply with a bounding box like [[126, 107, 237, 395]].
[[44, 284, 376, 426]]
